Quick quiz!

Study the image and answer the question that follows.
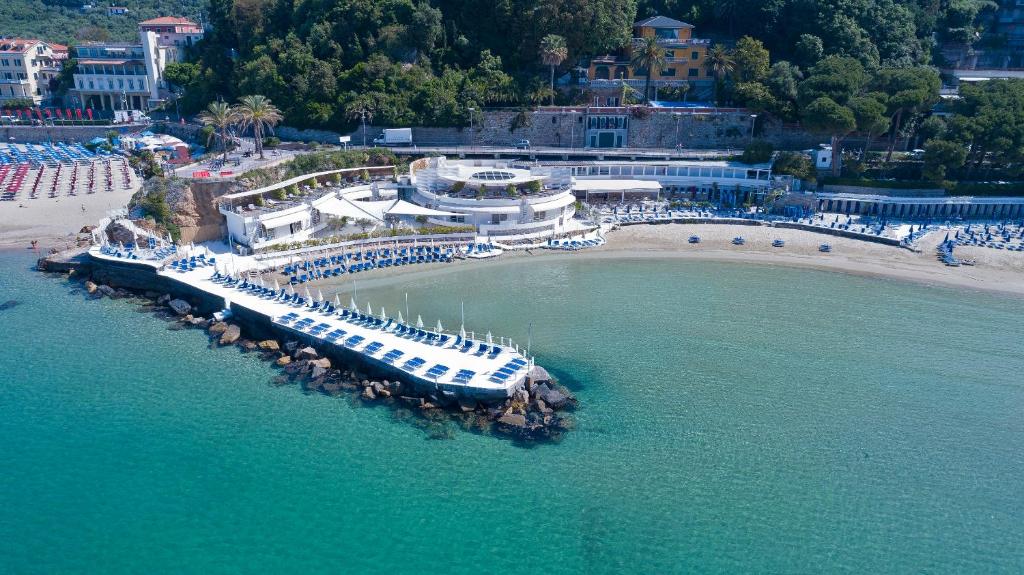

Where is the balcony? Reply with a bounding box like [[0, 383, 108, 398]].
[[586, 78, 694, 89]]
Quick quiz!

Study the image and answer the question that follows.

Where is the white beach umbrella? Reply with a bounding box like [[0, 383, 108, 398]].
[[350, 296, 357, 310], [486, 331, 493, 344], [435, 319, 443, 333], [366, 302, 373, 316], [273, 278, 280, 292], [288, 284, 295, 296], [380, 307, 387, 321], [416, 315, 424, 329], [397, 311, 404, 324], [459, 325, 466, 339], [334, 294, 341, 308], [317, 289, 324, 302], [304, 286, 312, 301]]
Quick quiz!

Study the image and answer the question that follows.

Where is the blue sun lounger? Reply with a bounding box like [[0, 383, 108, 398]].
[[402, 357, 426, 372], [452, 369, 475, 384], [364, 341, 384, 355], [344, 335, 365, 347], [425, 364, 449, 379], [382, 349, 404, 364]]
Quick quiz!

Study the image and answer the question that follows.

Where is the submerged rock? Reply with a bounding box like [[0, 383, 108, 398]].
[[0, 300, 18, 311], [84, 281, 98, 294], [97, 285, 116, 298], [208, 322, 228, 335], [275, 355, 292, 366]]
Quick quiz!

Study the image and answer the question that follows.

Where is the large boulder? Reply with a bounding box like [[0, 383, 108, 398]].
[[257, 340, 280, 352], [295, 346, 318, 360], [97, 285, 116, 298], [361, 386, 377, 401], [310, 357, 331, 369], [106, 222, 138, 246], [84, 281, 98, 294], [535, 384, 572, 410], [219, 324, 241, 345], [275, 355, 292, 366], [311, 365, 328, 379], [208, 321, 229, 335], [167, 299, 191, 316]]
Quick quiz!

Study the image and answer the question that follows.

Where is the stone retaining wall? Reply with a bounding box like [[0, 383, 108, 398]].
[[822, 185, 945, 197], [0, 124, 144, 144]]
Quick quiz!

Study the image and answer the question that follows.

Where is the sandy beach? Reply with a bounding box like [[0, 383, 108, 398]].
[[288, 222, 1024, 298], [0, 186, 137, 249]]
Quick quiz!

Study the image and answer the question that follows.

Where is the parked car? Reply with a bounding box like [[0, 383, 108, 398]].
[[514, 139, 530, 149]]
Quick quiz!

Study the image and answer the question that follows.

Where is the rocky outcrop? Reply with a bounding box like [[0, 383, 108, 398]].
[[84, 281, 98, 294], [208, 321, 228, 335]]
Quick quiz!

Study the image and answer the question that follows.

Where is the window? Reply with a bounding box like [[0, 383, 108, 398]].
[[688, 68, 698, 77], [655, 29, 676, 40], [665, 50, 675, 58], [661, 68, 676, 77], [691, 51, 699, 60]]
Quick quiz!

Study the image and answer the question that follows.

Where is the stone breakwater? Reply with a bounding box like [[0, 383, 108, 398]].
[[46, 255, 577, 443]]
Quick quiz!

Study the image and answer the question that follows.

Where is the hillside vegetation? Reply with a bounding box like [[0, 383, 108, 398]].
[[0, 0, 204, 43]]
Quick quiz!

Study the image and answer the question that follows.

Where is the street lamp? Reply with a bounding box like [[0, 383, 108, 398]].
[[467, 107, 474, 135], [749, 113, 758, 144]]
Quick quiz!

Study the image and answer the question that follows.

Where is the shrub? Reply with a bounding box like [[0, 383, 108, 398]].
[[741, 140, 773, 164]]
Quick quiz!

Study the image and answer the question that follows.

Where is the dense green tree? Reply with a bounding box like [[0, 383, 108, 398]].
[[922, 139, 968, 182], [802, 96, 857, 176], [872, 67, 940, 160], [732, 36, 770, 83]]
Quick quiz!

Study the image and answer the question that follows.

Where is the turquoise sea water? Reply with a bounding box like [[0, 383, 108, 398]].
[[2, 250, 1023, 574]]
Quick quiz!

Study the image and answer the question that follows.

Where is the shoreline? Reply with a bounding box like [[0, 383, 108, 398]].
[[287, 224, 1024, 299]]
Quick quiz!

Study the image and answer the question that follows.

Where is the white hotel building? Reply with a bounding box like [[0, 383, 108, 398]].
[[72, 17, 203, 111]]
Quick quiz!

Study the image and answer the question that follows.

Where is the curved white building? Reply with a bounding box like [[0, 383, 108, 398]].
[[409, 157, 579, 240]]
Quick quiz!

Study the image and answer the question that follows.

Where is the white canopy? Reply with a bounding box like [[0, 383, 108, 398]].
[[573, 179, 662, 191], [259, 209, 307, 230], [316, 196, 385, 222], [385, 200, 460, 217]]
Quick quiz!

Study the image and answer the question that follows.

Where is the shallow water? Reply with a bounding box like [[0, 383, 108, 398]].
[[2, 251, 1023, 574]]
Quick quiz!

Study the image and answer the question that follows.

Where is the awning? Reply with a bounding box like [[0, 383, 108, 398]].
[[316, 196, 385, 222], [573, 179, 662, 191], [259, 210, 306, 229], [385, 200, 460, 217]]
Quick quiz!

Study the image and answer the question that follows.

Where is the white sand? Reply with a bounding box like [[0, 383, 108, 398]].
[[0, 186, 138, 248]]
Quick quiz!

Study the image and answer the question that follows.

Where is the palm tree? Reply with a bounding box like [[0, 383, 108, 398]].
[[704, 44, 735, 105], [345, 97, 376, 147], [631, 35, 666, 103], [235, 95, 283, 160], [197, 101, 237, 162], [539, 34, 568, 106]]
